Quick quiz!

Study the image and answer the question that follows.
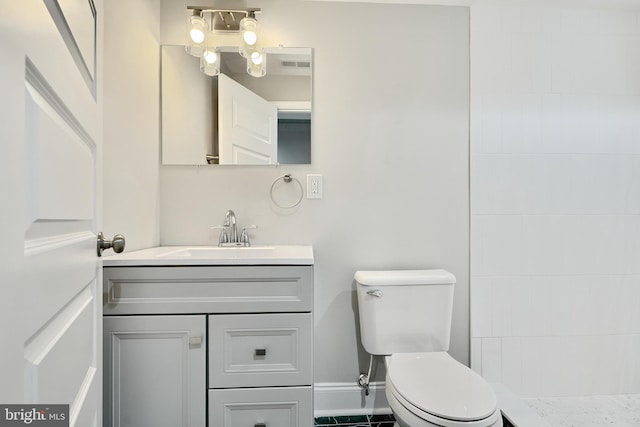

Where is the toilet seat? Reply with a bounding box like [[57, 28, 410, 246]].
[[386, 379, 502, 427], [385, 352, 501, 426]]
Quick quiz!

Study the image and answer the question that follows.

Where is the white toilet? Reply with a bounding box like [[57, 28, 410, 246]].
[[355, 270, 502, 427]]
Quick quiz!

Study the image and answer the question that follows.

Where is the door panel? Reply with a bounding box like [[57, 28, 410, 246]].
[[218, 73, 278, 164], [24, 236, 97, 338], [25, 71, 95, 222], [24, 287, 94, 404], [23, 59, 100, 414], [0, 0, 103, 424], [44, 0, 97, 93]]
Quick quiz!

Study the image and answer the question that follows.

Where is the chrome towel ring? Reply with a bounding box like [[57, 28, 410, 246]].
[[270, 174, 303, 209]]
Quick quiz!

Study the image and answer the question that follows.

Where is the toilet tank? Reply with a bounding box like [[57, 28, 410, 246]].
[[355, 270, 455, 355]]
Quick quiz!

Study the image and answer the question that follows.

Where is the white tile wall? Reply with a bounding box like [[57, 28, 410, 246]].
[[501, 337, 523, 395], [471, 2, 640, 397], [481, 337, 502, 382]]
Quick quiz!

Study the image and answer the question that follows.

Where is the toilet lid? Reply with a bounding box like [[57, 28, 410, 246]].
[[386, 352, 497, 422]]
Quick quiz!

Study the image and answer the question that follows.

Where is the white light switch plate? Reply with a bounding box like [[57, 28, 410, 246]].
[[306, 174, 323, 199]]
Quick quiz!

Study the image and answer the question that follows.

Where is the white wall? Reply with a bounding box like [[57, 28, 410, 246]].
[[103, 0, 161, 251], [159, 0, 470, 386], [470, 1, 640, 397], [100, 0, 640, 406]]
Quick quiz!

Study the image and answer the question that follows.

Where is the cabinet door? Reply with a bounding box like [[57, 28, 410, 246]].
[[104, 315, 206, 427]]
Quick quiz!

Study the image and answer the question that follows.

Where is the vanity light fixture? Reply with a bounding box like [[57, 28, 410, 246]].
[[186, 9, 207, 57], [186, 6, 267, 77], [240, 14, 259, 48], [200, 47, 220, 76], [247, 50, 266, 77]]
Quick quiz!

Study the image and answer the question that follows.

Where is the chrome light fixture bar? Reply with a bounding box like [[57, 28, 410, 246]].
[[186, 6, 267, 77]]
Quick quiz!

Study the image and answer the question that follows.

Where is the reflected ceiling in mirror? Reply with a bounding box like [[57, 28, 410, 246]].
[[161, 46, 312, 166]]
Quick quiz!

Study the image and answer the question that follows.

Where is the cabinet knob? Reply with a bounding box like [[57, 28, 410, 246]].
[[254, 348, 267, 357]]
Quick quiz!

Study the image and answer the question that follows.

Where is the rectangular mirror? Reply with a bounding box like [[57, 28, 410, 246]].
[[161, 45, 312, 165]]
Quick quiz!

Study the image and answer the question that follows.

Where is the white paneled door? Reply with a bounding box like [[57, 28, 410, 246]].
[[218, 73, 278, 165], [0, 1, 104, 425]]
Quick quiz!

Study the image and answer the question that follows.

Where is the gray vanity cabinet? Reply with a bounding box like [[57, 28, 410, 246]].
[[103, 265, 313, 427], [103, 315, 206, 427]]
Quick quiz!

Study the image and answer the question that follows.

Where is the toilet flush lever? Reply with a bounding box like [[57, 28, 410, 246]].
[[366, 290, 383, 297]]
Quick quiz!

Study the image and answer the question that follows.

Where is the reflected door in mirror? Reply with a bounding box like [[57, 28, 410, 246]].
[[161, 46, 312, 166]]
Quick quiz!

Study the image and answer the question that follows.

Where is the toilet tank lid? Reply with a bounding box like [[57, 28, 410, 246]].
[[354, 269, 456, 286]]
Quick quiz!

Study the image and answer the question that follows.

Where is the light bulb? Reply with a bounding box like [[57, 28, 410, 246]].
[[243, 30, 257, 46], [251, 51, 263, 65], [203, 49, 218, 64], [247, 50, 266, 77], [240, 17, 259, 47], [188, 14, 207, 44], [200, 53, 220, 76], [186, 12, 207, 57], [190, 28, 205, 44]]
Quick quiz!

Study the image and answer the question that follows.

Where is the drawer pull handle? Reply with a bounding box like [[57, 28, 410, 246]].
[[189, 336, 203, 346], [255, 348, 267, 357], [255, 423, 266, 427]]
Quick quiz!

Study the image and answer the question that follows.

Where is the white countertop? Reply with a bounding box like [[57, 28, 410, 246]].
[[102, 245, 314, 266]]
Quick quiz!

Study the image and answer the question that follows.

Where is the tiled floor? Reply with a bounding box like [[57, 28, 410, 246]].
[[525, 394, 640, 426], [314, 414, 396, 427], [315, 413, 521, 426]]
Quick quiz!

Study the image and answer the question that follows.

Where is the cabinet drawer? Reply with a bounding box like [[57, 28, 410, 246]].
[[209, 387, 312, 427], [103, 266, 313, 315], [209, 313, 312, 388]]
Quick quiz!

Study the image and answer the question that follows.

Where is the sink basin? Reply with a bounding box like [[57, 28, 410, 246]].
[[103, 245, 314, 266], [158, 246, 277, 259]]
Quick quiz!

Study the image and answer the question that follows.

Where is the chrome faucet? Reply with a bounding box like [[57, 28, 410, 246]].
[[224, 210, 238, 243], [213, 210, 256, 247]]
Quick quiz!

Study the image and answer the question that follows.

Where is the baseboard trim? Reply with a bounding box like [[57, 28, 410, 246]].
[[314, 382, 391, 417]]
